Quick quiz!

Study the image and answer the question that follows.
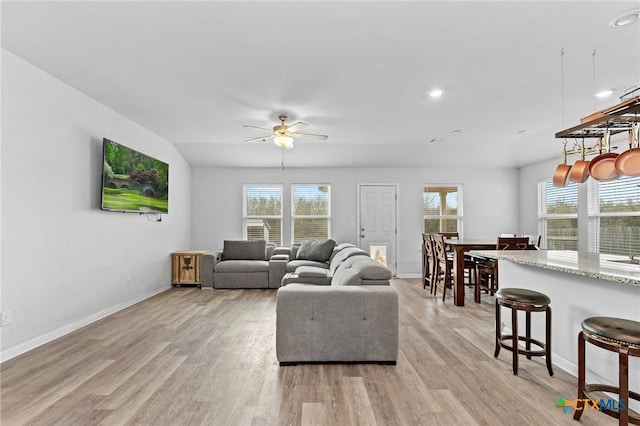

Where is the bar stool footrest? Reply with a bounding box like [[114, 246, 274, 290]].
[[497, 335, 547, 357], [581, 385, 640, 424]]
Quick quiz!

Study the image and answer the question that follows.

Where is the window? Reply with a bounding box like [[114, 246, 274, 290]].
[[291, 184, 331, 243], [423, 185, 462, 234], [538, 180, 578, 250], [587, 176, 640, 256], [243, 185, 282, 245]]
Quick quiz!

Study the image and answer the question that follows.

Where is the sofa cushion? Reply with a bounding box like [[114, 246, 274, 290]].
[[332, 269, 363, 286], [296, 239, 336, 262], [222, 240, 266, 260], [328, 242, 357, 262], [351, 259, 393, 280], [296, 266, 331, 278], [214, 259, 269, 273], [281, 271, 332, 286], [329, 247, 369, 274], [286, 259, 330, 273], [331, 258, 392, 286]]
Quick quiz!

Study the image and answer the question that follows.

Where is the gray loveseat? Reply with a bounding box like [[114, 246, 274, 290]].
[[276, 250, 398, 365], [201, 240, 289, 289]]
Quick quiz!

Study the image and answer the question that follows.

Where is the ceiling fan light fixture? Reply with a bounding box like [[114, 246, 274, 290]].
[[274, 135, 294, 148]]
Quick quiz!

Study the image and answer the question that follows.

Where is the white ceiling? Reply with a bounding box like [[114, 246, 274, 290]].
[[3, 1, 640, 169]]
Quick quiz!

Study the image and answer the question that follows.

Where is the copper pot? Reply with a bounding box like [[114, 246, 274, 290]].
[[553, 147, 572, 187], [589, 131, 620, 182], [569, 140, 590, 183], [614, 123, 640, 177]]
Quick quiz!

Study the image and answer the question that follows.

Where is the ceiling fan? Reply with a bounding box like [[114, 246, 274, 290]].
[[242, 114, 328, 149]]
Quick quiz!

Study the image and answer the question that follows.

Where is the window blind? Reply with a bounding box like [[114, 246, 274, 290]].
[[588, 176, 640, 256], [243, 185, 283, 245], [539, 181, 578, 250], [292, 184, 331, 243]]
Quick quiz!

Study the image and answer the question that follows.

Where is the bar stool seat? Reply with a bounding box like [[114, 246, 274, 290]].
[[494, 288, 553, 376], [574, 316, 640, 425]]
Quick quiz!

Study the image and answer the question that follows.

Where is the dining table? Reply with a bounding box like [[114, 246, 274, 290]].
[[443, 238, 498, 306]]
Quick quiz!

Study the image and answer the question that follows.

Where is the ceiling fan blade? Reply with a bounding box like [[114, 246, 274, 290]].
[[286, 121, 309, 133], [242, 124, 273, 132], [243, 135, 272, 143], [294, 132, 328, 141]]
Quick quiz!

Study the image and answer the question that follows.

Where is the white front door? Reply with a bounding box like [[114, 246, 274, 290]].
[[358, 184, 397, 275]]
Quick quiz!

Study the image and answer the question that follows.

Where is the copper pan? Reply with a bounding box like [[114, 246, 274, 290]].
[[569, 140, 590, 183], [614, 123, 640, 177], [553, 147, 572, 187], [589, 131, 620, 182]]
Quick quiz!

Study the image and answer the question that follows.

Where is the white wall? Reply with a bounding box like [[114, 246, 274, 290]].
[[192, 166, 520, 276], [0, 50, 192, 360]]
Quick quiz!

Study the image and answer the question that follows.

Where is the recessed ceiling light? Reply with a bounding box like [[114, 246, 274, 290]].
[[596, 89, 613, 98], [610, 8, 640, 27], [429, 89, 444, 98]]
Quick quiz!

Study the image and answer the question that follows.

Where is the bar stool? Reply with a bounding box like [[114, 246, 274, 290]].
[[573, 317, 640, 425], [494, 288, 553, 376]]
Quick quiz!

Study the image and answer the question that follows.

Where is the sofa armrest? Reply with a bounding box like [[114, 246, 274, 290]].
[[202, 251, 222, 288], [274, 246, 291, 256], [269, 255, 290, 288]]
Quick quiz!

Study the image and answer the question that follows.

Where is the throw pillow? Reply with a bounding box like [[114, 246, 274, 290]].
[[296, 239, 336, 262]]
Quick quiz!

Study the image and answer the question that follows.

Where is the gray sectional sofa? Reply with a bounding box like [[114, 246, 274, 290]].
[[200, 238, 398, 364], [276, 243, 398, 365], [201, 240, 289, 289]]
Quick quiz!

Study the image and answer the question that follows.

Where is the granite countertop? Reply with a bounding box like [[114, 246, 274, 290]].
[[468, 250, 640, 287]]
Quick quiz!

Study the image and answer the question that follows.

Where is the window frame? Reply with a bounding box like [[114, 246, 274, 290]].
[[537, 179, 578, 250], [242, 184, 283, 245], [422, 184, 464, 235], [290, 183, 331, 244]]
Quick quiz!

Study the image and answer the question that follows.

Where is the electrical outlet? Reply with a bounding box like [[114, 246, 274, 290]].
[[126, 276, 131, 286], [1, 311, 12, 327]]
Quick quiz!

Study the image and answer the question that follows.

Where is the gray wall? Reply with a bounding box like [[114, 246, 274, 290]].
[[1, 50, 192, 360], [192, 166, 521, 277]]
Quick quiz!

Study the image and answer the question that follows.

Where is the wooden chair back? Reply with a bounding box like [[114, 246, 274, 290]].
[[497, 236, 530, 250], [520, 234, 542, 249]]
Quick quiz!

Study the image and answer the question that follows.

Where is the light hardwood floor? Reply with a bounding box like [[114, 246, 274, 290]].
[[1, 279, 614, 425]]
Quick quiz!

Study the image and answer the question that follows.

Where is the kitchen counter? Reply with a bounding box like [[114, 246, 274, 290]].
[[468, 249, 640, 397], [468, 249, 640, 286]]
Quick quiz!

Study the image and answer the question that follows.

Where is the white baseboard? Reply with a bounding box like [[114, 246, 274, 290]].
[[0, 285, 171, 363], [395, 273, 421, 279]]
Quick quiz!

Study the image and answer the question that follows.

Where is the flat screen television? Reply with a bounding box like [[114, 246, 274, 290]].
[[101, 138, 169, 213]]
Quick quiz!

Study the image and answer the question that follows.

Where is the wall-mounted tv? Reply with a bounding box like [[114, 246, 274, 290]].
[[101, 138, 169, 213]]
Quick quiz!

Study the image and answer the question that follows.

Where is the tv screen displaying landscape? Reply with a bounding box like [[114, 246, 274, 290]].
[[101, 138, 169, 213]]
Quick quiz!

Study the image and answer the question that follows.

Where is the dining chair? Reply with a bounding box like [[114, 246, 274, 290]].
[[475, 236, 531, 303], [431, 234, 453, 301], [439, 231, 477, 285], [520, 234, 542, 249], [422, 233, 436, 289]]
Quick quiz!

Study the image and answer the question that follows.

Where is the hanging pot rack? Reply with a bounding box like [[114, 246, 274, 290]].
[[555, 95, 640, 140], [551, 92, 640, 186]]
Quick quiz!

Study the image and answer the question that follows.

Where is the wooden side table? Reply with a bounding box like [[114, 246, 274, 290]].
[[171, 250, 210, 288]]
